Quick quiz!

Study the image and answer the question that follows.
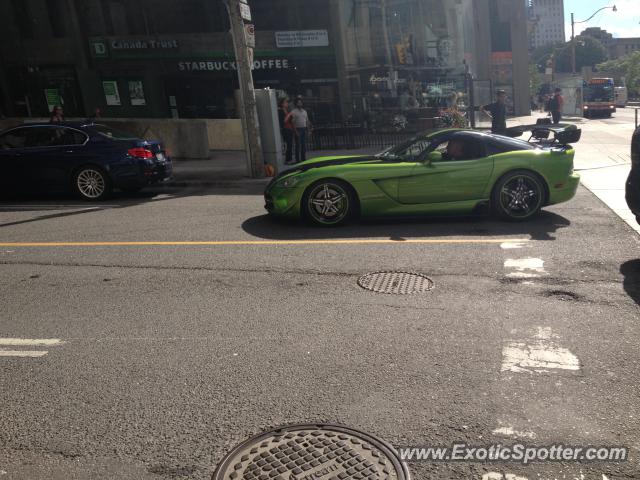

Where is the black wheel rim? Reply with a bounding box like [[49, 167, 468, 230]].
[[499, 175, 542, 218], [307, 183, 350, 225]]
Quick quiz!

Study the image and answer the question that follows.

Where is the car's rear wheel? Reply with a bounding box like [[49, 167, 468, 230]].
[[302, 179, 356, 227], [492, 170, 545, 221], [74, 166, 112, 201]]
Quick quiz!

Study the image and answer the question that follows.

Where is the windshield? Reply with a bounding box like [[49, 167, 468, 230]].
[[584, 85, 614, 103], [90, 124, 139, 140], [378, 136, 431, 161]]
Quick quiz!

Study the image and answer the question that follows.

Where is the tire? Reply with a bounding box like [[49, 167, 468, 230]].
[[73, 166, 112, 201], [302, 179, 357, 227], [492, 170, 546, 222]]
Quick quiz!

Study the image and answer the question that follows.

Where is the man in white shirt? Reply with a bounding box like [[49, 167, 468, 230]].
[[291, 98, 312, 163]]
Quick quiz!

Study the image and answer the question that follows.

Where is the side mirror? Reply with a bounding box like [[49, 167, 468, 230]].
[[425, 151, 442, 164]]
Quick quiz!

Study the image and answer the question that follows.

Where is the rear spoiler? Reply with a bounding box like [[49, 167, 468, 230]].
[[505, 119, 582, 145]]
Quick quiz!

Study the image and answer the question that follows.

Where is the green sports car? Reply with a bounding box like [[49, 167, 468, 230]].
[[264, 127, 581, 226]]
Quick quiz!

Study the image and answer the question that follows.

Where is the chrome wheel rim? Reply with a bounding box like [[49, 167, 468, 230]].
[[77, 169, 106, 199], [500, 175, 542, 218], [308, 183, 349, 224]]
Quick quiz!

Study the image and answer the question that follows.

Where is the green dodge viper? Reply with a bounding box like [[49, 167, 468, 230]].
[[264, 126, 581, 226]]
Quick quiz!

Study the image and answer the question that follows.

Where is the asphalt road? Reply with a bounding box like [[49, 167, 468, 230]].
[[1, 113, 639, 480]]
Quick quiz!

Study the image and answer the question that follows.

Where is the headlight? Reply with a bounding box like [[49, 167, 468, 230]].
[[583, 106, 589, 109], [277, 174, 302, 188]]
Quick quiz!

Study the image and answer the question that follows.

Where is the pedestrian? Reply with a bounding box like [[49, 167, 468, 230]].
[[49, 105, 65, 123], [291, 97, 312, 163], [482, 90, 507, 135], [87, 107, 102, 123], [550, 88, 564, 124], [278, 98, 295, 165]]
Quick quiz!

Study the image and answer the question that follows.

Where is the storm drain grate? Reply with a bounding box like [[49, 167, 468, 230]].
[[357, 271, 434, 295], [212, 423, 410, 480]]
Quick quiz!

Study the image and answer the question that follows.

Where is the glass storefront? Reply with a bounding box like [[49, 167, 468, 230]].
[[334, 0, 478, 132]]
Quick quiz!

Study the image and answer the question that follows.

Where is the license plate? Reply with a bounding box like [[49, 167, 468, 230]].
[[155, 153, 165, 162]]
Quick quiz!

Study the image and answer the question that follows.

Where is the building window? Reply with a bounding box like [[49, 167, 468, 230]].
[[46, 0, 67, 37], [146, 0, 209, 33], [10, 0, 35, 39]]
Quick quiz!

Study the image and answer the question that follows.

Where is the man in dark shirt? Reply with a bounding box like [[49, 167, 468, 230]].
[[549, 88, 564, 125], [482, 90, 507, 134]]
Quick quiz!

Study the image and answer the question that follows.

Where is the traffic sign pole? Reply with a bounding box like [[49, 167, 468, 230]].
[[224, 0, 264, 178]]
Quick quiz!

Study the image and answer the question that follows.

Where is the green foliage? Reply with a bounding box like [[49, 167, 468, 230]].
[[597, 51, 640, 97], [554, 36, 608, 73], [531, 43, 563, 70], [529, 64, 543, 95]]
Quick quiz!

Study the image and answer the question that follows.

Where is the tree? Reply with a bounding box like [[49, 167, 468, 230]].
[[554, 36, 608, 73], [529, 64, 543, 95], [531, 43, 562, 71], [597, 51, 640, 97]]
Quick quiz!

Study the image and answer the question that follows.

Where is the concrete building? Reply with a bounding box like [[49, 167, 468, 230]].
[[0, 0, 532, 124], [609, 37, 640, 60], [579, 27, 640, 60], [527, 0, 565, 49]]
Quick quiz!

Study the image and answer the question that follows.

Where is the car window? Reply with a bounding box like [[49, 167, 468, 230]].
[[25, 127, 59, 147], [0, 128, 29, 150], [431, 134, 486, 161], [486, 135, 537, 154], [51, 128, 88, 146], [91, 124, 139, 140]]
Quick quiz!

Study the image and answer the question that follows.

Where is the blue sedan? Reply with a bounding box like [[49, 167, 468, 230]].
[[0, 122, 172, 200]]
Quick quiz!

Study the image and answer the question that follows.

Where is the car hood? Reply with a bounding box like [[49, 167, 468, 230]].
[[278, 155, 384, 176]]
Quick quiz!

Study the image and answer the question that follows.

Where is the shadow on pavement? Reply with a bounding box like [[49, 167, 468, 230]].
[[620, 260, 640, 307], [0, 189, 192, 228], [242, 211, 571, 241]]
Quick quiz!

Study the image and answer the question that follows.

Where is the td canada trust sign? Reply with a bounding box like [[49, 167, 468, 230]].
[[178, 58, 291, 72]]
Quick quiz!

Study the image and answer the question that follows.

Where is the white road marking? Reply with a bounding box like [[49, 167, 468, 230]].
[[0, 338, 64, 358], [500, 241, 528, 250], [483, 474, 528, 480], [504, 258, 547, 278], [492, 426, 536, 440], [0, 349, 48, 358], [502, 341, 580, 373], [0, 338, 63, 347], [534, 327, 559, 341]]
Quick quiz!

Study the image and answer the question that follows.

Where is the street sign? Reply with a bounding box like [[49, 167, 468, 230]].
[[245, 24, 255, 48], [239, 2, 252, 21]]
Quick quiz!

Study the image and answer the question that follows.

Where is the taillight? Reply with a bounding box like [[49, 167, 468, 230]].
[[128, 148, 154, 159]]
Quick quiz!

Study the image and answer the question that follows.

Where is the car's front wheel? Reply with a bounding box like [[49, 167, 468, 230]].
[[302, 179, 356, 227], [492, 170, 545, 221], [74, 166, 112, 201]]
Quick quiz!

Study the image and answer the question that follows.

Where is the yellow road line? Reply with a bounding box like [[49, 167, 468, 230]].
[[0, 239, 530, 247]]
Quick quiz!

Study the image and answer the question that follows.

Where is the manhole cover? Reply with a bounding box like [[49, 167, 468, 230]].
[[357, 272, 434, 295], [212, 424, 410, 480]]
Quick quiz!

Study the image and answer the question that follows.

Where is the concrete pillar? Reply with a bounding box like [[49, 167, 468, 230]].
[[29, 0, 54, 39], [473, 0, 492, 81], [329, 0, 352, 121], [509, 0, 531, 116]]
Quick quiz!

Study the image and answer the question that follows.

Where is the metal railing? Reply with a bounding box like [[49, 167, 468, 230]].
[[309, 123, 416, 150]]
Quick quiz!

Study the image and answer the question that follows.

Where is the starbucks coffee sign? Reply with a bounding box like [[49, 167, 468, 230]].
[[178, 58, 290, 72]]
